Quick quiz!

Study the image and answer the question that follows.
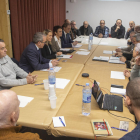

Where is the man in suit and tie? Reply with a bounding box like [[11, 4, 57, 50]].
[[61, 23, 78, 48], [19, 32, 59, 73]]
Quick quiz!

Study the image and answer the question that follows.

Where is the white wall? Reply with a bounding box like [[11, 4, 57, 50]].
[[66, 0, 140, 33]]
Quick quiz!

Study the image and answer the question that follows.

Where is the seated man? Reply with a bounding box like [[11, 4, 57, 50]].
[[0, 39, 37, 90], [94, 20, 109, 38], [70, 20, 81, 40], [125, 21, 135, 39], [119, 77, 140, 140], [0, 90, 41, 140], [19, 32, 58, 73], [79, 21, 93, 36], [111, 19, 125, 39], [61, 23, 78, 48], [134, 25, 140, 33]]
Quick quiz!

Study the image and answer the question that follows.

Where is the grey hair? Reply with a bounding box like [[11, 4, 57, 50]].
[[133, 33, 140, 42], [32, 32, 46, 44], [0, 39, 4, 43], [71, 20, 75, 23]]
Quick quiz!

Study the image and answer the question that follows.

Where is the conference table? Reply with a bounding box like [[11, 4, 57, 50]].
[[11, 36, 136, 140]]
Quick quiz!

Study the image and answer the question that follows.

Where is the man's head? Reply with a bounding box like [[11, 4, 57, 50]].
[[83, 21, 88, 29], [0, 90, 20, 128], [129, 21, 135, 29], [64, 19, 71, 24], [134, 25, 140, 33], [62, 23, 71, 33], [32, 32, 47, 48], [130, 31, 136, 42], [125, 78, 140, 115], [100, 20, 105, 29], [133, 43, 140, 57], [53, 26, 62, 37], [116, 19, 122, 27], [71, 20, 76, 29], [132, 33, 140, 45], [0, 39, 7, 59]]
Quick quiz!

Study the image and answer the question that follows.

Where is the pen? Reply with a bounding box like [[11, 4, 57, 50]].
[[111, 127, 128, 132], [58, 58, 61, 61], [122, 95, 126, 98], [35, 83, 44, 86], [59, 117, 65, 127], [70, 55, 73, 58], [75, 84, 85, 87]]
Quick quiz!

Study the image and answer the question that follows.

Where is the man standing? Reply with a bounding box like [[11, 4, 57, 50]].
[[79, 21, 93, 36], [0, 39, 37, 90], [19, 32, 58, 73], [61, 23, 78, 48], [94, 20, 109, 38], [71, 20, 81, 39], [111, 19, 125, 39], [125, 21, 135, 39]]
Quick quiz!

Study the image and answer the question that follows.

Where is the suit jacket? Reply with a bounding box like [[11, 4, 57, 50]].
[[19, 42, 50, 73], [41, 44, 56, 59], [61, 31, 73, 48], [79, 25, 93, 36], [51, 37, 61, 52], [111, 24, 125, 39]]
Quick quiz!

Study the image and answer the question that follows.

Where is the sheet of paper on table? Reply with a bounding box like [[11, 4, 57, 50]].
[[56, 78, 70, 89], [111, 71, 125, 80], [76, 51, 90, 55], [40, 67, 62, 72], [52, 116, 66, 127], [60, 48, 70, 51], [103, 50, 116, 54], [100, 42, 109, 45], [110, 87, 126, 95], [73, 44, 82, 48]]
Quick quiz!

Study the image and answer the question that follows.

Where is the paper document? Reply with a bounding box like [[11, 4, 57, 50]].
[[40, 67, 62, 72], [110, 87, 126, 95], [93, 56, 109, 61], [100, 42, 109, 45], [118, 46, 128, 49], [111, 71, 125, 80], [110, 56, 120, 60], [73, 44, 82, 48], [76, 51, 90, 55], [52, 116, 66, 127], [17, 95, 34, 108], [56, 78, 70, 89], [109, 59, 125, 64], [103, 50, 116, 54], [79, 49, 88, 51], [58, 54, 72, 59], [60, 48, 70, 51]]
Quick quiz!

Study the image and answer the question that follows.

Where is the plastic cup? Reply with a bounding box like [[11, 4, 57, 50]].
[[49, 85, 56, 98], [43, 80, 49, 90], [49, 96, 57, 109]]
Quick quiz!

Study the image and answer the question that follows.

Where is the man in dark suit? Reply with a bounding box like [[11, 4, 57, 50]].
[[61, 23, 78, 48], [19, 32, 59, 73], [79, 21, 93, 36], [111, 19, 125, 39]]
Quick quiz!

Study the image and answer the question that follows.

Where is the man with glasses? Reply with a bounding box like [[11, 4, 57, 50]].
[[0, 39, 37, 90], [94, 20, 109, 38], [79, 21, 93, 36], [70, 20, 81, 39], [19, 32, 59, 73]]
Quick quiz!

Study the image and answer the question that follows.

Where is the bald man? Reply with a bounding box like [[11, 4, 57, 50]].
[[111, 19, 125, 39], [79, 21, 93, 36], [125, 21, 135, 39], [0, 90, 41, 140]]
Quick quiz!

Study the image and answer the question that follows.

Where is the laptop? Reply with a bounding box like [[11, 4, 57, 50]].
[[92, 80, 123, 112]]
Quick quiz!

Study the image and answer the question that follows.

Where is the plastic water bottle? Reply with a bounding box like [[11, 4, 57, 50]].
[[82, 83, 91, 116], [48, 68, 56, 88], [104, 28, 108, 38], [88, 33, 93, 50]]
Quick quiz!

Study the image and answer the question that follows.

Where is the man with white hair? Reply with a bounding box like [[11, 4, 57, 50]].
[[125, 21, 135, 39], [0, 90, 41, 139]]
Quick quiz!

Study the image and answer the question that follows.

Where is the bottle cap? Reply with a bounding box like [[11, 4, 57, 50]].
[[50, 68, 53, 70], [86, 83, 89, 86]]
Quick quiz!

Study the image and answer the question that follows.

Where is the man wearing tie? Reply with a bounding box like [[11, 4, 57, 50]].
[[61, 23, 78, 48]]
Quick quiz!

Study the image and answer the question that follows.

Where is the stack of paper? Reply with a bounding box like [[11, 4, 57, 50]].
[[103, 50, 116, 54], [52, 116, 66, 127], [60, 48, 70, 51], [40, 67, 62, 72], [93, 56, 109, 62], [58, 54, 72, 59], [79, 49, 88, 51], [76, 51, 90, 55], [17, 95, 34, 108], [111, 71, 125, 80], [73, 44, 82, 48], [118, 46, 128, 49], [109, 56, 125, 64], [110, 87, 126, 95], [56, 78, 70, 89]]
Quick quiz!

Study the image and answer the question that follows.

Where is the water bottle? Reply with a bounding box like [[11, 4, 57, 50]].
[[88, 33, 93, 50], [48, 68, 56, 98], [82, 83, 91, 116], [104, 28, 108, 38]]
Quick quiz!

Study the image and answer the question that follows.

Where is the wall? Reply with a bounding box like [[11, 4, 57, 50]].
[[0, 0, 13, 57], [66, 0, 140, 33]]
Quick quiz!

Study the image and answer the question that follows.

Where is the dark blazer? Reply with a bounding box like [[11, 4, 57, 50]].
[[61, 31, 73, 48], [19, 42, 50, 73], [111, 24, 125, 39], [41, 44, 56, 59], [79, 25, 93, 36]]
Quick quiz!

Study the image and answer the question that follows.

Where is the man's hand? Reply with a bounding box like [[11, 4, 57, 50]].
[[115, 52, 122, 57], [127, 28, 131, 32], [123, 70, 131, 78], [120, 56, 126, 62], [72, 41, 78, 46], [128, 39, 131, 43], [124, 97, 127, 107], [51, 60, 59, 67], [57, 52, 62, 56], [115, 48, 122, 52], [98, 33, 103, 38], [135, 56, 140, 66], [115, 26, 120, 32], [26, 73, 37, 84]]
